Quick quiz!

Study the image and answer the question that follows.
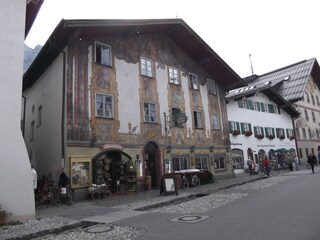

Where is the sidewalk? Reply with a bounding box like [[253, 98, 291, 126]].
[[1, 173, 266, 240], [35, 172, 264, 220]]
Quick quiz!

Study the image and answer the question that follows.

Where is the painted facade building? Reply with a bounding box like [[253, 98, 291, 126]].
[[23, 19, 245, 198], [0, 0, 44, 222], [226, 84, 299, 173]]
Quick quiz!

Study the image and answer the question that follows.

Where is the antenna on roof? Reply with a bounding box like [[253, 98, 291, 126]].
[[249, 53, 254, 75]]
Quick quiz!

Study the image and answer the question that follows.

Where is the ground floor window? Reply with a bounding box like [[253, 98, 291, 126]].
[[214, 155, 226, 169], [172, 156, 189, 171], [195, 156, 209, 170]]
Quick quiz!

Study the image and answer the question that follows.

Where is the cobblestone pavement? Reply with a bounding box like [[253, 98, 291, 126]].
[[0, 168, 316, 240]]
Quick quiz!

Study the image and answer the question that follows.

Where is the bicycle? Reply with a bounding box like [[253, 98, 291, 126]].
[[181, 174, 201, 189], [259, 163, 280, 177], [57, 185, 74, 204]]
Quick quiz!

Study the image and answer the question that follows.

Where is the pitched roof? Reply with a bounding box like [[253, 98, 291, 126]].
[[225, 83, 300, 118], [243, 58, 320, 102], [23, 18, 245, 91], [225, 58, 320, 119], [25, 0, 45, 37]]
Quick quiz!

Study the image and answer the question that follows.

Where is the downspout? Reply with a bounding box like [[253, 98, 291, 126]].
[[48, 39, 66, 166], [22, 95, 26, 137], [292, 116, 300, 165]]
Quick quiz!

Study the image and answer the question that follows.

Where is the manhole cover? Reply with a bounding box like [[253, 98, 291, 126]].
[[170, 215, 210, 223], [85, 224, 114, 233]]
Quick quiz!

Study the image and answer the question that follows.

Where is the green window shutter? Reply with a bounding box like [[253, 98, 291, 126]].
[[236, 122, 240, 131], [260, 103, 265, 112], [272, 128, 275, 136], [264, 127, 268, 137], [268, 104, 274, 113], [238, 100, 243, 108], [276, 128, 280, 138], [246, 100, 250, 109], [257, 102, 261, 111], [241, 122, 245, 133], [286, 129, 289, 138], [254, 126, 257, 136], [248, 100, 254, 110], [228, 121, 232, 133], [277, 106, 281, 114]]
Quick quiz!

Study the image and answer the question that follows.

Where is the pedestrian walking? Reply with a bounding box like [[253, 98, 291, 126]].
[[31, 165, 37, 193], [58, 168, 73, 205], [294, 155, 299, 171], [263, 156, 270, 176], [247, 158, 254, 175], [307, 153, 316, 174]]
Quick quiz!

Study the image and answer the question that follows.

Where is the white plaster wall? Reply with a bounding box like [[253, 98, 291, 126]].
[[227, 92, 296, 162], [116, 59, 141, 133], [0, 0, 35, 221], [23, 54, 64, 179]]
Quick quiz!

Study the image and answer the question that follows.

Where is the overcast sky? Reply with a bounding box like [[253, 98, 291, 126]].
[[25, 0, 319, 78]]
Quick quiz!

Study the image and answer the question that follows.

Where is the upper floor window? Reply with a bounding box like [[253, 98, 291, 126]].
[[308, 128, 312, 139], [37, 105, 42, 127], [95, 93, 113, 118], [311, 95, 315, 105], [254, 126, 264, 138], [140, 57, 153, 77], [276, 128, 285, 139], [95, 42, 112, 66], [211, 114, 220, 130], [286, 129, 294, 138], [189, 73, 199, 90], [295, 127, 300, 139], [193, 111, 203, 128], [144, 102, 157, 123], [241, 122, 252, 134], [302, 128, 307, 139], [207, 79, 217, 95], [316, 129, 320, 139], [168, 66, 180, 85], [312, 111, 316, 122], [305, 109, 309, 121], [305, 92, 310, 103], [316, 96, 320, 106], [265, 127, 275, 138]]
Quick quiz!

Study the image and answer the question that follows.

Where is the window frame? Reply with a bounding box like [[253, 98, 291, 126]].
[[95, 41, 112, 67], [214, 155, 226, 170], [140, 57, 153, 78], [207, 79, 217, 95], [37, 105, 42, 127], [193, 111, 203, 129], [144, 102, 157, 123], [168, 66, 180, 85], [188, 73, 199, 90], [95, 93, 114, 118], [210, 114, 221, 130], [172, 156, 189, 171], [195, 155, 209, 170]]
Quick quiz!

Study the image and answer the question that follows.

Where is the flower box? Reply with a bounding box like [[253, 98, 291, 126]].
[[256, 134, 264, 139], [289, 136, 295, 140], [232, 130, 240, 136], [279, 135, 285, 140], [244, 130, 253, 136], [268, 135, 275, 139]]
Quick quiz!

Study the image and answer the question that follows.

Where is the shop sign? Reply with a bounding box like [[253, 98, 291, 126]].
[[100, 144, 124, 151]]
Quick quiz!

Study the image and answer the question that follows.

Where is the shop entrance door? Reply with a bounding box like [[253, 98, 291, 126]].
[[144, 141, 160, 188]]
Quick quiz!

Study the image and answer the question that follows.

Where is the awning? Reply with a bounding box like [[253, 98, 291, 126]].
[[274, 148, 289, 153]]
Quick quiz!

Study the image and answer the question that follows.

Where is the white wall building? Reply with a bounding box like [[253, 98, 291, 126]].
[[226, 84, 299, 173], [0, 0, 43, 222]]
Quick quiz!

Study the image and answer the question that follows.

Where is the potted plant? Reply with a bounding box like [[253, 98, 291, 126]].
[[289, 136, 295, 140], [244, 130, 253, 136], [268, 135, 275, 139], [279, 135, 285, 140], [256, 134, 264, 139], [232, 130, 240, 136]]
